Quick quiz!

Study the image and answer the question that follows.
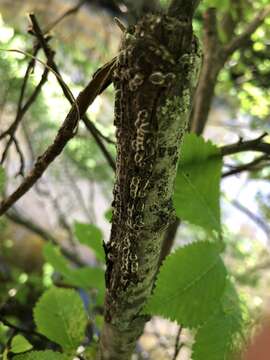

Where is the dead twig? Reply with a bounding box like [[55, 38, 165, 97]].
[[173, 325, 183, 360], [29, 13, 116, 171], [222, 154, 270, 178], [0, 55, 115, 216]]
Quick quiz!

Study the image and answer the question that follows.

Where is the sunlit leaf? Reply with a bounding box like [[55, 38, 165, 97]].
[[34, 287, 87, 351], [74, 222, 105, 263], [144, 241, 227, 327], [174, 134, 222, 232]]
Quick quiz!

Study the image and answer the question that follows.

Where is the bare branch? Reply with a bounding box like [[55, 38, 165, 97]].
[[29, 14, 116, 171], [224, 5, 270, 57], [220, 134, 270, 157], [0, 315, 49, 342], [0, 66, 49, 164], [12, 135, 25, 177], [82, 117, 116, 171], [173, 325, 183, 360], [5, 209, 84, 266], [43, 0, 87, 34], [230, 200, 270, 242], [0, 57, 115, 216], [222, 154, 270, 178], [190, 8, 224, 134]]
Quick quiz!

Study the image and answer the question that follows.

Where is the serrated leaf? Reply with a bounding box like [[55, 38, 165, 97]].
[[10, 335, 32, 354], [43, 243, 105, 297], [192, 281, 245, 360], [74, 222, 105, 263], [174, 134, 222, 232], [192, 311, 241, 360], [144, 241, 227, 327], [14, 350, 69, 360], [34, 287, 87, 350]]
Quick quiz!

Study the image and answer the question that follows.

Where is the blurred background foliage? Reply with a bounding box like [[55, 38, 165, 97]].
[[0, 0, 269, 359]]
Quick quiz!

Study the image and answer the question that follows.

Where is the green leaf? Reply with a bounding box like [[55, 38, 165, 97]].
[[33, 287, 88, 351], [83, 343, 98, 359], [173, 134, 222, 232], [65, 267, 105, 302], [43, 243, 70, 276], [192, 311, 240, 360], [192, 281, 245, 360], [104, 208, 112, 222], [43, 243, 105, 296], [144, 241, 227, 327], [74, 222, 105, 263], [10, 335, 32, 354], [14, 350, 69, 360]]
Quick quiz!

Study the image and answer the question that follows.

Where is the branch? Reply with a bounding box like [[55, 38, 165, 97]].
[[0, 315, 49, 342], [230, 200, 270, 242], [12, 135, 25, 177], [173, 326, 183, 360], [190, 8, 223, 134], [98, 13, 201, 359], [224, 5, 270, 57], [0, 55, 115, 216], [5, 209, 84, 266], [43, 0, 87, 34], [220, 134, 270, 156], [222, 154, 270, 178], [29, 14, 116, 172], [0, 55, 49, 166]]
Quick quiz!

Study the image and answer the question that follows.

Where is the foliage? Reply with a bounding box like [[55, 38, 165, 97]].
[[74, 222, 105, 263], [145, 241, 227, 327], [174, 134, 222, 233], [192, 282, 246, 360], [43, 243, 105, 301], [33, 287, 87, 352], [0, 1, 269, 359], [10, 335, 32, 354], [14, 350, 69, 360]]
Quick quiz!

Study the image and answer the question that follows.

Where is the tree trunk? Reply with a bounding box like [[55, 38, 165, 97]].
[[98, 6, 202, 359]]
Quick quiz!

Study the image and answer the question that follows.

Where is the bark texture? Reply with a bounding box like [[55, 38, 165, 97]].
[[98, 12, 202, 360]]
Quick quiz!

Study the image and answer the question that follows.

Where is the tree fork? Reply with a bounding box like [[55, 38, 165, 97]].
[[98, 8, 202, 360]]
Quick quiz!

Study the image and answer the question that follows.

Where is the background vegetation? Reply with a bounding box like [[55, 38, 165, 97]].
[[0, 0, 270, 359]]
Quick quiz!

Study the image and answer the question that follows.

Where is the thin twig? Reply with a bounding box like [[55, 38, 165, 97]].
[[29, 13, 116, 171], [0, 316, 48, 342], [220, 133, 270, 157], [224, 5, 270, 57], [12, 135, 25, 177], [43, 0, 87, 34], [231, 199, 270, 242], [0, 66, 49, 166], [0, 53, 115, 216], [222, 154, 270, 178], [6, 209, 84, 266], [173, 326, 183, 360]]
